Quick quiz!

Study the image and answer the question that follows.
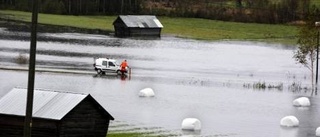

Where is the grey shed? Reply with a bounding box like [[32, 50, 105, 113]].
[[113, 15, 163, 37], [0, 88, 114, 137]]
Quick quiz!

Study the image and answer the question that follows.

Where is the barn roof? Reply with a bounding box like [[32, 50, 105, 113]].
[[0, 88, 114, 120], [114, 15, 163, 28]]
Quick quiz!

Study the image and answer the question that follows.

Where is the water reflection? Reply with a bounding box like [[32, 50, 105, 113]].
[[181, 130, 201, 136], [279, 127, 299, 137], [92, 73, 130, 81]]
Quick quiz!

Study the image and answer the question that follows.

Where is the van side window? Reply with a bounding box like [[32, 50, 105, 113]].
[[109, 62, 115, 67], [102, 61, 108, 66]]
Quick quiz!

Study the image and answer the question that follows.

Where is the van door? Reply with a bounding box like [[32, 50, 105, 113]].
[[108, 61, 117, 72], [102, 61, 108, 70]]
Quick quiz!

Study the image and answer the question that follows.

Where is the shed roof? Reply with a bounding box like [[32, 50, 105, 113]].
[[114, 15, 163, 28], [0, 88, 114, 120]]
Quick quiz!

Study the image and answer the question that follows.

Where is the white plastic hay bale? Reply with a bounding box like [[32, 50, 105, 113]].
[[181, 118, 201, 131], [138, 88, 155, 97], [316, 127, 320, 136], [293, 97, 310, 107], [280, 116, 299, 127]]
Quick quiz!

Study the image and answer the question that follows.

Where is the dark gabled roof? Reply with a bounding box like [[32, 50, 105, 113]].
[[113, 15, 163, 28], [0, 88, 114, 120]]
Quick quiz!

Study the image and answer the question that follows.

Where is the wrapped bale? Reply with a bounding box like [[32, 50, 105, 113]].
[[316, 127, 320, 136], [293, 97, 310, 107], [181, 118, 201, 131], [139, 88, 155, 97], [280, 116, 299, 127]]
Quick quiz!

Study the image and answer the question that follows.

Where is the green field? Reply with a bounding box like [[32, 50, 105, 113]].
[[107, 132, 155, 137], [160, 17, 297, 43], [311, 0, 320, 6], [0, 10, 298, 45]]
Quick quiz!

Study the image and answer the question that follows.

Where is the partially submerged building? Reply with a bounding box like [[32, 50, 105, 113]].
[[0, 88, 114, 137], [113, 15, 163, 37]]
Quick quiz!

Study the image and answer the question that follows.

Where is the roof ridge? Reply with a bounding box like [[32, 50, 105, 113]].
[[14, 87, 88, 95]]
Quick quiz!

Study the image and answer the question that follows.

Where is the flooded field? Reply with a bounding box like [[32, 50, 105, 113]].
[[0, 29, 319, 137]]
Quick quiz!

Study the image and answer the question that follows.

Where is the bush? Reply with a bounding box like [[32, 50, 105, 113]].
[[15, 53, 28, 64]]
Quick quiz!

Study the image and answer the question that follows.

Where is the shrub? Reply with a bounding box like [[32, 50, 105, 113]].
[[15, 53, 28, 64]]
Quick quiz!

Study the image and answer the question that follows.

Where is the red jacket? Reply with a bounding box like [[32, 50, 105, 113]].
[[120, 61, 128, 70]]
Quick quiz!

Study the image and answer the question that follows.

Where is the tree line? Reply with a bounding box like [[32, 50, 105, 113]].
[[0, 0, 141, 15], [0, 0, 319, 24]]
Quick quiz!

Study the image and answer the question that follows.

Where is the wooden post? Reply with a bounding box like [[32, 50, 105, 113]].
[[24, 0, 39, 136], [129, 67, 132, 80], [315, 22, 320, 94], [316, 30, 319, 94]]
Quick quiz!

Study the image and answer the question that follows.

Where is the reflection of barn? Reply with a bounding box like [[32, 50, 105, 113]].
[[0, 88, 114, 137], [113, 15, 163, 37]]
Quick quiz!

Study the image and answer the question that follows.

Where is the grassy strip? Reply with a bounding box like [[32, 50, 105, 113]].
[[107, 132, 154, 137], [160, 16, 298, 44], [0, 10, 298, 44], [107, 121, 179, 137], [311, 0, 320, 7], [107, 132, 171, 137], [107, 131, 176, 137], [0, 10, 115, 30]]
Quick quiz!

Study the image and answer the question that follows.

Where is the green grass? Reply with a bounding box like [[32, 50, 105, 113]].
[[106, 121, 177, 137], [0, 10, 116, 30], [0, 10, 299, 45], [311, 0, 320, 7], [107, 132, 156, 137], [159, 16, 297, 43]]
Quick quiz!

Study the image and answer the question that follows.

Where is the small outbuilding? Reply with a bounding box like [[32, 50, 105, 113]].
[[0, 88, 114, 137], [113, 15, 163, 37]]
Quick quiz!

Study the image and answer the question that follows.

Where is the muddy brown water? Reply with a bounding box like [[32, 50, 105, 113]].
[[0, 29, 319, 136]]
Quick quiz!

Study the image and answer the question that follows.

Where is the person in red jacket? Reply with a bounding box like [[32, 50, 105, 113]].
[[120, 60, 129, 75]]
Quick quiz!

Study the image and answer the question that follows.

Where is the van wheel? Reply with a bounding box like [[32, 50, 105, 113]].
[[97, 69, 102, 74], [116, 70, 120, 74]]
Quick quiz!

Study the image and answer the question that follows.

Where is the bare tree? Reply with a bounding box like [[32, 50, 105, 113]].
[[294, 24, 317, 90], [294, 6, 320, 91]]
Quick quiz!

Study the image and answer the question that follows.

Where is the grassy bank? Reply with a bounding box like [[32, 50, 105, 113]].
[[311, 0, 320, 6], [108, 132, 154, 137], [106, 121, 176, 137], [160, 17, 297, 44], [0, 10, 298, 45]]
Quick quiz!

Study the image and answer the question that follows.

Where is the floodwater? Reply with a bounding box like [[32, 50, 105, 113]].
[[0, 29, 319, 137]]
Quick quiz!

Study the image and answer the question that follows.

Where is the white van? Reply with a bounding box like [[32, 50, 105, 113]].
[[93, 58, 124, 74]]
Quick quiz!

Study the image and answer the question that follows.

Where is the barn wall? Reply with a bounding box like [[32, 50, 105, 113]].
[[0, 116, 24, 137], [115, 27, 162, 37], [113, 17, 129, 37], [59, 98, 111, 137], [0, 115, 58, 137], [113, 18, 162, 37], [130, 28, 162, 37], [114, 26, 130, 37], [128, 28, 161, 37]]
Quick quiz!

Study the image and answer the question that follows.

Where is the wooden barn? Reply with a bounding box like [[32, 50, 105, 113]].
[[0, 88, 114, 137], [113, 15, 163, 37]]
